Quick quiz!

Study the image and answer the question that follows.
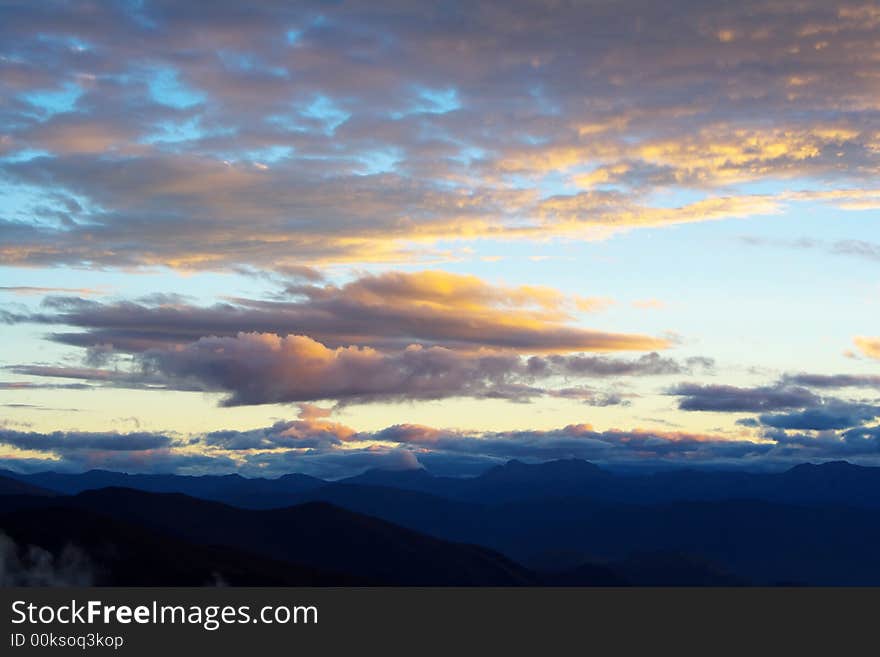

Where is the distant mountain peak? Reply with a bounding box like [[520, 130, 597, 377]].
[[788, 460, 860, 473], [480, 458, 605, 483], [494, 457, 600, 472]]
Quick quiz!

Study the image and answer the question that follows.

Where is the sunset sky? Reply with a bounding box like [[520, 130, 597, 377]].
[[1, 0, 879, 477]]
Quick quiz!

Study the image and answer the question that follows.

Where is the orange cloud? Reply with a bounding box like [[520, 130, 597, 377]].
[[854, 336, 880, 359]]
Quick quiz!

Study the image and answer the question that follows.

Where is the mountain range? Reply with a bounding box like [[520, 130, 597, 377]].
[[4, 459, 880, 585]]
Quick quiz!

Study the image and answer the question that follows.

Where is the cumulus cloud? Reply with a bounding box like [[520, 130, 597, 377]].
[[204, 404, 356, 449], [0, 270, 707, 405], [3, 330, 706, 409], [142, 332, 527, 405], [139, 332, 680, 406], [8, 270, 667, 354]]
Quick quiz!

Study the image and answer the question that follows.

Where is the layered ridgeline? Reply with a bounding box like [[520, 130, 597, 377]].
[[4, 460, 880, 585]]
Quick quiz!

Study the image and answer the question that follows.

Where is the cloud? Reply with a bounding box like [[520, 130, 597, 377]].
[[140, 332, 532, 405], [781, 373, 880, 389], [0, 381, 92, 391], [0, 270, 696, 405], [9, 270, 667, 354], [0, 533, 94, 587], [854, 337, 880, 359], [757, 402, 880, 431], [669, 383, 821, 412], [1, 1, 878, 269], [533, 352, 712, 377], [204, 404, 356, 449], [0, 287, 104, 296], [0, 429, 173, 452], [238, 446, 425, 480], [831, 241, 880, 261], [547, 386, 633, 407], [10, 414, 880, 478], [0, 421, 784, 476], [739, 236, 880, 263], [4, 365, 202, 393], [4, 345, 710, 406], [139, 332, 676, 406], [670, 377, 880, 433]]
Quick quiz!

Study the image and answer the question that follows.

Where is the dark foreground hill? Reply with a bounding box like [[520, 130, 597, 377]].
[[0, 489, 747, 586], [0, 489, 535, 586], [0, 504, 365, 586], [0, 469, 324, 507]]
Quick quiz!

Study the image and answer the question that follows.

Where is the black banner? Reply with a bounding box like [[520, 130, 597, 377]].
[[1, 587, 875, 654]]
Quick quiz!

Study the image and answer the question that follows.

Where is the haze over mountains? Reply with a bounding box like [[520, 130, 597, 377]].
[[4, 459, 880, 586]]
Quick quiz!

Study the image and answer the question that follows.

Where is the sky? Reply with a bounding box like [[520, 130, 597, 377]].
[[0, 0, 879, 478]]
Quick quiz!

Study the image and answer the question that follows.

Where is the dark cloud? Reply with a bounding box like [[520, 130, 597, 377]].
[[842, 425, 880, 443], [662, 371, 880, 442], [673, 379, 880, 432], [760, 427, 880, 458], [758, 402, 880, 431], [781, 373, 880, 389], [0, 429, 173, 452], [669, 383, 821, 412]]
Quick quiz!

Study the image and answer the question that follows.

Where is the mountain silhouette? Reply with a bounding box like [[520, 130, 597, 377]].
[[7, 459, 880, 585], [0, 488, 534, 585], [0, 474, 56, 497], [0, 504, 366, 586], [0, 469, 324, 507], [12, 459, 880, 509]]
